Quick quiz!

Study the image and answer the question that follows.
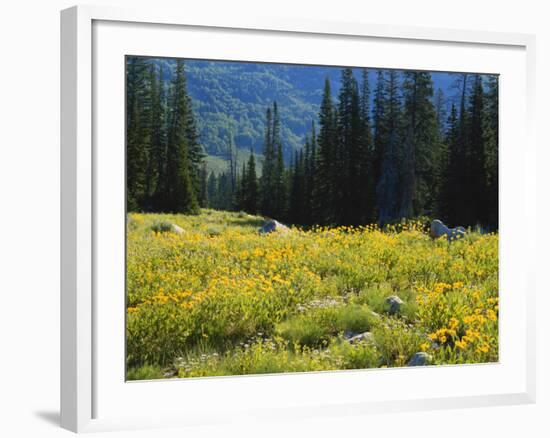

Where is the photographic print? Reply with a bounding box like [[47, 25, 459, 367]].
[[125, 56, 498, 380]]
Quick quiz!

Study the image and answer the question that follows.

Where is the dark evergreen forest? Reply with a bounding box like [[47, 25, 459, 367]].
[[126, 56, 498, 229]]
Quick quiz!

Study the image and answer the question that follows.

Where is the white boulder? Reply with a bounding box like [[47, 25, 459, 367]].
[[259, 219, 290, 235], [171, 224, 185, 234]]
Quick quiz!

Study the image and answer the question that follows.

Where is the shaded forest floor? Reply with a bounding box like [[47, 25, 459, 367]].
[[126, 209, 498, 380]]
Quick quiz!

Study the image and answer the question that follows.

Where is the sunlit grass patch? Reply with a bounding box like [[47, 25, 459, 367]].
[[276, 303, 379, 348], [126, 210, 499, 379]]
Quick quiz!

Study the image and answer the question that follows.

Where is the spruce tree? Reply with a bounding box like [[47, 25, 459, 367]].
[[376, 70, 402, 224], [148, 63, 167, 208], [439, 103, 459, 221], [184, 91, 205, 200], [483, 75, 499, 229], [260, 107, 274, 216], [199, 162, 209, 208], [454, 73, 470, 225], [126, 57, 151, 211], [399, 71, 439, 218], [337, 68, 363, 225], [207, 171, 218, 209], [271, 102, 287, 219], [313, 78, 337, 224], [465, 74, 487, 226], [434, 87, 447, 135], [161, 60, 199, 214], [372, 69, 387, 195], [303, 122, 317, 225], [290, 150, 306, 224], [243, 150, 259, 213], [359, 68, 376, 223]]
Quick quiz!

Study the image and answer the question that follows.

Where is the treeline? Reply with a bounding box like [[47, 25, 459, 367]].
[[127, 56, 498, 229], [126, 57, 205, 213], [206, 69, 498, 229]]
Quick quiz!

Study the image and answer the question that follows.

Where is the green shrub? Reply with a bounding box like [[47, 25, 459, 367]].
[[351, 284, 392, 313], [176, 337, 334, 377], [276, 304, 378, 348], [328, 338, 380, 369], [373, 318, 424, 367], [126, 364, 164, 381], [150, 221, 174, 233]]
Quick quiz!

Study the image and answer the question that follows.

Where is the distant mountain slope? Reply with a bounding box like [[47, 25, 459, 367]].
[[155, 58, 456, 161]]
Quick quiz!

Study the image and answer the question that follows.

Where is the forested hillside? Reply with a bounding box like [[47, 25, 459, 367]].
[[154, 59, 455, 160], [126, 56, 498, 229]]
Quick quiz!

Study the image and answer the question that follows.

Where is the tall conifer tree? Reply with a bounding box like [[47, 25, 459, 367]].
[[313, 78, 337, 224], [399, 71, 439, 218], [272, 102, 287, 219], [359, 69, 376, 223], [465, 74, 487, 225], [483, 75, 499, 229], [126, 57, 151, 211], [376, 70, 402, 224], [243, 149, 259, 213], [260, 107, 275, 216], [336, 68, 363, 224], [161, 60, 199, 213]]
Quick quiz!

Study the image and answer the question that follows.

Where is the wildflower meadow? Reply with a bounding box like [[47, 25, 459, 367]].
[[126, 210, 498, 380]]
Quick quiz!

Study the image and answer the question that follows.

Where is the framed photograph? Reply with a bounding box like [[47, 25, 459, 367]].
[[61, 5, 536, 433]]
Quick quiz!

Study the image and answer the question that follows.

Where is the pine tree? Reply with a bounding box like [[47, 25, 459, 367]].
[[147, 63, 167, 208], [144, 63, 157, 203], [376, 70, 402, 224], [207, 171, 218, 209], [455, 73, 470, 225], [260, 106, 275, 216], [432, 87, 448, 217], [439, 103, 459, 221], [227, 135, 237, 194], [399, 71, 440, 218], [216, 171, 233, 211], [184, 90, 205, 200], [161, 60, 199, 214], [289, 150, 306, 224], [434, 87, 447, 135], [199, 162, 209, 208], [235, 162, 246, 211], [336, 68, 363, 225], [126, 57, 151, 211], [243, 150, 259, 213], [359, 69, 376, 223], [272, 102, 287, 219], [465, 74, 487, 226], [483, 75, 499, 229], [372, 69, 387, 196], [303, 121, 317, 225], [313, 78, 338, 224]]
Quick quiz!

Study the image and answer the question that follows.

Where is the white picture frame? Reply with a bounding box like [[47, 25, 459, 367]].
[[60, 4, 537, 433]]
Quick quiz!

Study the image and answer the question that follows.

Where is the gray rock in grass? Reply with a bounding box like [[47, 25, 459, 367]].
[[430, 219, 466, 242], [407, 352, 432, 367], [346, 332, 375, 345], [385, 295, 404, 315], [448, 226, 466, 241], [259, 219, 290, 235], [430, 219, 450, 239]]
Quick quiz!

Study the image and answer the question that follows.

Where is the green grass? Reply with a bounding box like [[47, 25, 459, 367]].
[[276, 303, 379, 348], [126, 210, 499, 379]]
